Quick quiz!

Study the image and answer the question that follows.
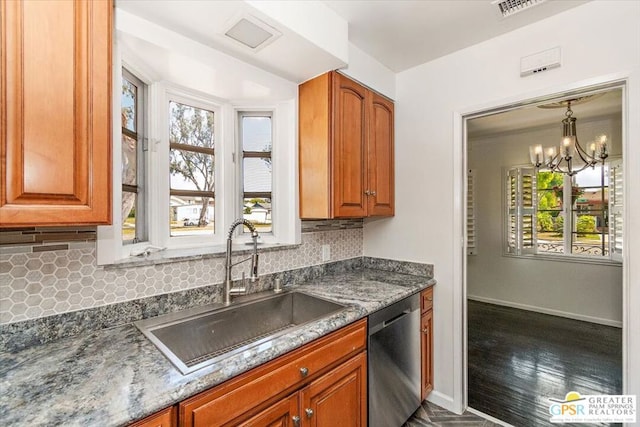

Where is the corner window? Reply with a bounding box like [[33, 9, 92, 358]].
[[505, 160, 623, 262], [239, 112, 272, 233], [99, 67, 298, 265], [121, 69, 147, 244]]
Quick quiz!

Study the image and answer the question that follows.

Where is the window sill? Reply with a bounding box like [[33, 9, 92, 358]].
[[502, 253, 622, 267], [104, 242, 300, 270]]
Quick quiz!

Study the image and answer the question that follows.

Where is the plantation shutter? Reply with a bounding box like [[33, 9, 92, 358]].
[[467, 169, 477, 255], [609, 159, 623, 262], [506, 167, 536, 255]]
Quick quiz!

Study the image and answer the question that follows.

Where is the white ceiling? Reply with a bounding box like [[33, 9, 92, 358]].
[[323, 0, 589, 72], [467, 88, 622, 139]]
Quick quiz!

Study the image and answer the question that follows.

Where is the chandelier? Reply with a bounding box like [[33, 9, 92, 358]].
[[529, 100, 608, 176]]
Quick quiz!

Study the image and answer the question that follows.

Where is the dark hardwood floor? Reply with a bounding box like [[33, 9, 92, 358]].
[[467, 300, 622, 427]]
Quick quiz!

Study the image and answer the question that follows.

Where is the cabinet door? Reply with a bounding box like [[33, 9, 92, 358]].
[[421, 309, 433, 400], [1, 0, 112, 227], [129, 406, 176, 427], [367, 92, 394, 216], [301, 352, 367, 427], [332, 72, 367, 218], [238, 393, 300, 427]]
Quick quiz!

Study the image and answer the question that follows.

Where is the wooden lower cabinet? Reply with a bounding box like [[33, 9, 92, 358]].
[[420, 297, 434, 400], [239, 393, 300, 427], [301, 352, 367, 427], [178, 320, 367, 427], [129, 406, 177, 427]]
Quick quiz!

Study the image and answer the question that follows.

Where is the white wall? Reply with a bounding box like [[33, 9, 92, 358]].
[[468, 115, 623, 326], [340, 43, 396, 100], [363, 0, 640, 413]]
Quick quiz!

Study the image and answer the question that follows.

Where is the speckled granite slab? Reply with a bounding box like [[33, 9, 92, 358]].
[[0, 266, 434, 427]]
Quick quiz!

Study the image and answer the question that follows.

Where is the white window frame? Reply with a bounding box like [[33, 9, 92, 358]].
[[236, 110, 274, 240], [157, 86, 226, 249], [98, 53, 300, 264], [504, 162, 622, 264]]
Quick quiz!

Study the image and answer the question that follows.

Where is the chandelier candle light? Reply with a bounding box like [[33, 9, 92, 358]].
[[529, 100, 608, 176]]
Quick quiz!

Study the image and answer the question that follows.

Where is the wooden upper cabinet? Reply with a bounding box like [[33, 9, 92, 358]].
[[367, 92, 394, 216], [332, 72, 368, 218], [299, 71, 394, 219], [0, 0, 112, 227]]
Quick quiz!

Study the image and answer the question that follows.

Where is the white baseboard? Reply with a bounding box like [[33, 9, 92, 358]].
[[426, 391, 458, 413], [467, 407, 514, 426], [468, 295, 622, 328]]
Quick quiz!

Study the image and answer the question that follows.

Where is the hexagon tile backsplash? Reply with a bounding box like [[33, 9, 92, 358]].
[[0, 228, 363, 324]]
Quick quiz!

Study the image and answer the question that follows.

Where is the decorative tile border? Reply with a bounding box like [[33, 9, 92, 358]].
[[300, 219, 363, 232], [0, 220, 359, 255]]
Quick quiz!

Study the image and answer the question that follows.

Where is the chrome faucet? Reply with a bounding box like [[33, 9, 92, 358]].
[[224, 219, 259, 305]]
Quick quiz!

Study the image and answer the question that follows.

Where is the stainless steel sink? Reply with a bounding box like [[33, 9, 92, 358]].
[[135, 291, 346, 374]]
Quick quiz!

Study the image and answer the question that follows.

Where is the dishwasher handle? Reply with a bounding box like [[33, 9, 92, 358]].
[[382, 309, 411, 328], [368, 293, 420, 336]]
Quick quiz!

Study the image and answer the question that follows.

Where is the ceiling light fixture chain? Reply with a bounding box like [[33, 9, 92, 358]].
[[529, 99, 609, 176]]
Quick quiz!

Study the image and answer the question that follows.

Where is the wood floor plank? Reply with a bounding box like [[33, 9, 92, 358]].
[[467, 301, 622, 427]]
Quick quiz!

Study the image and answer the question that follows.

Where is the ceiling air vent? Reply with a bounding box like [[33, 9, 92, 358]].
[[492, 0, 547, 18], [224, 15, 281, 51]]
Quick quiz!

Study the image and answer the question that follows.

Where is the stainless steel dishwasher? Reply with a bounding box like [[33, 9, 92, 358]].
[[368, 293, 421, 427]]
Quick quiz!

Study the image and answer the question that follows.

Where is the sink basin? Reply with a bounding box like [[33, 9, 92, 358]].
[[135, 291, 346, 374]]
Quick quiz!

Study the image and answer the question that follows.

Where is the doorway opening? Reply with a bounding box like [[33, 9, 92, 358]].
[[464, 84, 624, 425]]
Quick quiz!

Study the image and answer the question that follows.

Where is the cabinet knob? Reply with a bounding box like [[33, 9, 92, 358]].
[[292, 415, 301, 427], [422, 328, 429, 334], [370, 190, 377, 196], [299, 367, 309, 377], [305, 408, 314, 418], [364, 190, 371, 196]]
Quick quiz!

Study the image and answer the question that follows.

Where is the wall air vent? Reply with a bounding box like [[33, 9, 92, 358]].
[[492, 0, 547, 18], [224, 15, 281, 51]]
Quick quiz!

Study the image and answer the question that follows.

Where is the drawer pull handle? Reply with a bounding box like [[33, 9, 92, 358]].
[[426, 296, 433, 301], [300, 367, 309, 377], [292, 415, 301, 426], [305, 408, 314, 418]]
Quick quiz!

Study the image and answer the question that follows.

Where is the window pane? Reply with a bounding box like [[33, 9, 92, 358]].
[[242, 116, 272, 152], [170, 149, 214, 192], [122, 79, 137, 132], [122, 191, 136, 242], [169, 101, 215, 238], [169, 101, 215, 149], [243, 158, 272, 192], [122, 134, 137, 186], [535, 171, 564, 255], [243, 197, 272, 233], [171, 199, 214, 237]]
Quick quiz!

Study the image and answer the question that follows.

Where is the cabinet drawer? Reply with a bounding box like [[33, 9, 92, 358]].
[[180, 319, 366, 427], [129, 406, 176, 427], [421, 288, 433, 313]]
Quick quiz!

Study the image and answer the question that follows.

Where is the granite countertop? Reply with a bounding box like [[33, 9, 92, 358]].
[[0, 267, 435, 427]]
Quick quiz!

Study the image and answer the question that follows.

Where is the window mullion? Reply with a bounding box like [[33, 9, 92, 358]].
[[563, 175, 572, 254]]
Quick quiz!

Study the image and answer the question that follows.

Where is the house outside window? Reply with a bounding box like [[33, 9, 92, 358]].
[[505, 160, 622, 262]]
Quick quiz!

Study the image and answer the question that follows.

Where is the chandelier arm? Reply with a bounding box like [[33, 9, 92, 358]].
[[573, 139, 596, 165]]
